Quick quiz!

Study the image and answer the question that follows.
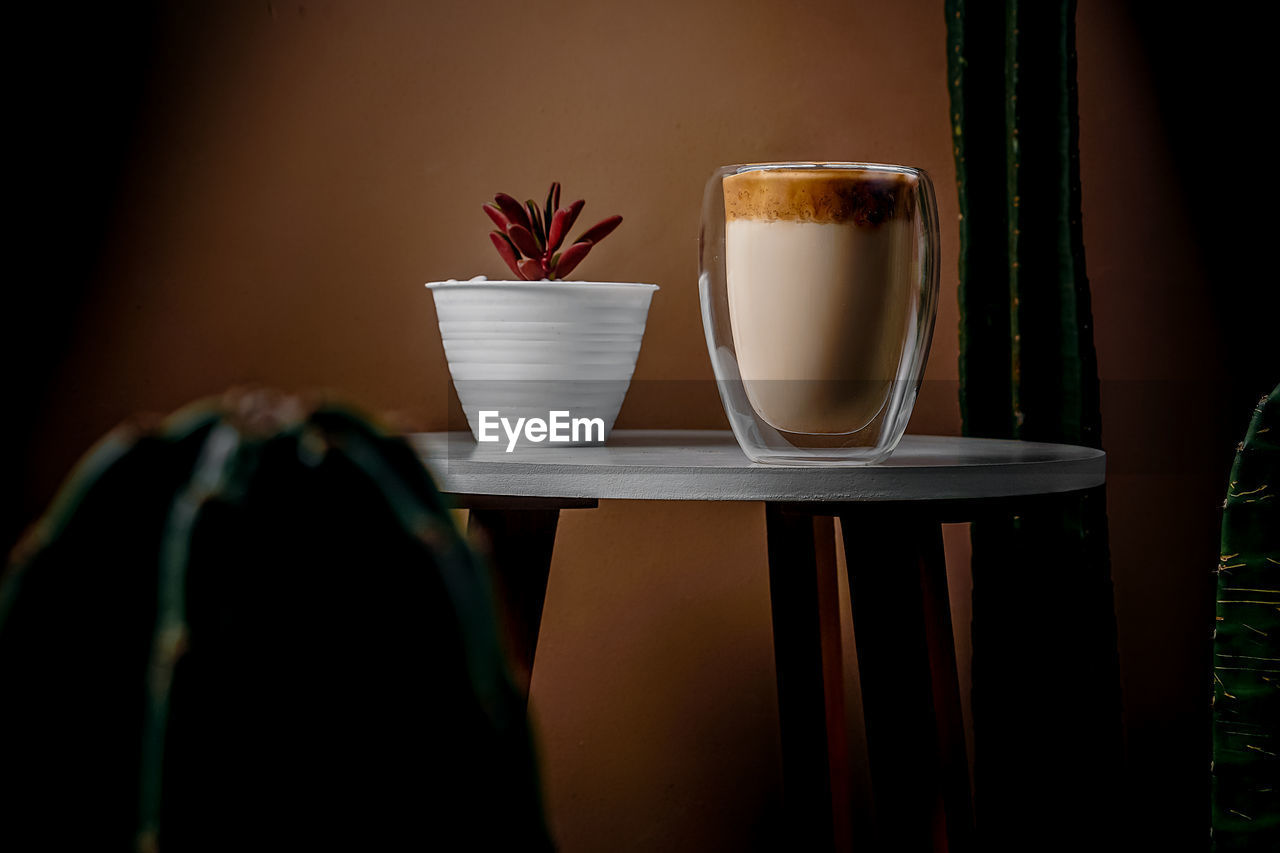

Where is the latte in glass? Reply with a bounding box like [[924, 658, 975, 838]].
[[723, 168, 919, 437]]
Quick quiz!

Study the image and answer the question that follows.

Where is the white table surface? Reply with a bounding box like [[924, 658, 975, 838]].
[[408, 430, 1105, 503]]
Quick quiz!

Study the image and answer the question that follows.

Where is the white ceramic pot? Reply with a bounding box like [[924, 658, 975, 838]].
[[425, 280, 658, 447]]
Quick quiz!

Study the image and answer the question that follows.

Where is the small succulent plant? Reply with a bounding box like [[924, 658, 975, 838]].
[[483, 182, 622, 281]]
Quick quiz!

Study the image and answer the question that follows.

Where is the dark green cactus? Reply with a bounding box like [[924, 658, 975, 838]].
[[946, 0, 1122, 843], [948, 0, 1101, 444], [1212, 384, 1280, 851], [0, 391, 552, 851]]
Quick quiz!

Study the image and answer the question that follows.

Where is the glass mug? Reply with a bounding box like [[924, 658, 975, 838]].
[[699, 162, 939, 464]]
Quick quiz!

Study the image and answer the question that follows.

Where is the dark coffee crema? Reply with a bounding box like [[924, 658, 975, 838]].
[[723, 168, 916, 226]]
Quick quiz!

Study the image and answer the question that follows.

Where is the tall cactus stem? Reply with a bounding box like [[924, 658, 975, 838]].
[[1212, 384, 1280, 849], [946, 3, 1121, 845]]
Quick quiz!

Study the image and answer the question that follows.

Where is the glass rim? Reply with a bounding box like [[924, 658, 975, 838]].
[[711, 161, 928, 180]]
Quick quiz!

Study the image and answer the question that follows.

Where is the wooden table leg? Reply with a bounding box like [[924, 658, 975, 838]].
[[839, 510, 972, 853], [765, 503, 849, 851], [466, 507, 562, 703]]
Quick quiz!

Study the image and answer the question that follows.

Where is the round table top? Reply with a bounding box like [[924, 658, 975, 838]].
[[408, 430, 1105, 503]]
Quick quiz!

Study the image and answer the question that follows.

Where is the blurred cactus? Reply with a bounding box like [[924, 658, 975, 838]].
[[1212, 384, 1280, 851], [946, 0, 1122, 843], [0, 390, 552, 851]]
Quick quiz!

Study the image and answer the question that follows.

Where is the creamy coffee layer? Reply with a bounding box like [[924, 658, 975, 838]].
[[724, 168, 915, 227]]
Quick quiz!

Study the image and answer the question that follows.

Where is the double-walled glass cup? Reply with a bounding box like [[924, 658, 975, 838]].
[[699, 162, 939, 465]]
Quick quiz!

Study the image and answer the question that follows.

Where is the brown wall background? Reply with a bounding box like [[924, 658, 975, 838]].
[[8, 1, 1272, 849]]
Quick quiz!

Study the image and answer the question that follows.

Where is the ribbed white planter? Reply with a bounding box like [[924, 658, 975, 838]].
[[425, 280, 658, 446]]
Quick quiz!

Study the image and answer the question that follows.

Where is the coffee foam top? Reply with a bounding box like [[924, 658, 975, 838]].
[[723, 168, 915, 226]]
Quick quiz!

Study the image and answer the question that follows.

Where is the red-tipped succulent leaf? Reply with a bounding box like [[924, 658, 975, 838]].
[[573, 215, 622, 246], [493, 193, 530, 231], [553, 241, 593, 279], [506, 224, 541, 259], [489, 232, 522, 278], [482, 203, 509, 231], [547, 209, 569, 253], [516, 258, 544, 280]]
